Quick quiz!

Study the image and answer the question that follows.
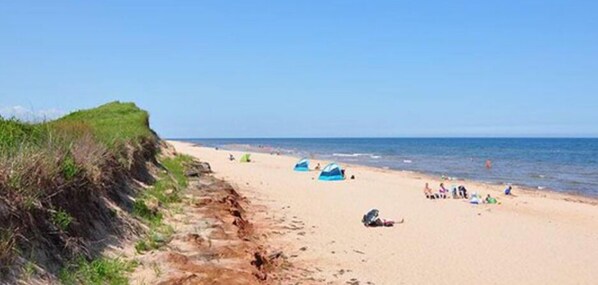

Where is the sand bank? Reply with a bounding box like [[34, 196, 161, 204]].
[[169, 141, 598, 285]]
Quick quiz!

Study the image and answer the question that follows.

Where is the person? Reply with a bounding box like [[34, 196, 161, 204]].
[[451, 185, 458, 198], [439, 183, 449, 199], [228, 154, 235, 161], [424, 183, 436, 199], [350, 175, 355, 180], [485, 194, 497, 204], [504, 185, 513, 195], [361, 209, 403, 227], [458, 185, 468, 199], [314, 163, 321, 171], [486, 159, 493, 169]]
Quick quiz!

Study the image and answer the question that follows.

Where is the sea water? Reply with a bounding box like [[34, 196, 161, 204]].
[[180, 138, 598, 197]]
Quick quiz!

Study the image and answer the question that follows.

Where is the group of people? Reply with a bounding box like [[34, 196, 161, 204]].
[[423, 182, 469, 199], [424, 182, 512, 205]]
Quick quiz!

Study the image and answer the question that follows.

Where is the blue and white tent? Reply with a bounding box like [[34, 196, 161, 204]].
[[318, 163, 344, 181], [294, 158, 310, 171]]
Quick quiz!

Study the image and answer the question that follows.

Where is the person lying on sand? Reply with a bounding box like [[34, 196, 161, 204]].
[[485, 194, 497, 204], [362, 209, 404, 227]]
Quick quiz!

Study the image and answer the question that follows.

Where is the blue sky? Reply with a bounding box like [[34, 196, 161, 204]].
[[1, 1, 597, 138]]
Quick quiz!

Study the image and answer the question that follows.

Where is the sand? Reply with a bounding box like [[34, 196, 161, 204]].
[[169, 141, 598, 285]]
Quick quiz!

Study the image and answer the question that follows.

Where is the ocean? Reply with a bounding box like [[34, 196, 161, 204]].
[[179, 138, 598, 197]]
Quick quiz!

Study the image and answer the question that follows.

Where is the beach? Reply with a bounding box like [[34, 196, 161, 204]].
[[169, 140, 598, 285]]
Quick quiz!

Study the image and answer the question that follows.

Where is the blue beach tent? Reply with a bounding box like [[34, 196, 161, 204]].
[[294, 158, 310, 171], [319, 163, 344, 181]]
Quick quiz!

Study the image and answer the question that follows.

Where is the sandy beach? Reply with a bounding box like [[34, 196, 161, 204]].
[[169, 140, 598, 285]]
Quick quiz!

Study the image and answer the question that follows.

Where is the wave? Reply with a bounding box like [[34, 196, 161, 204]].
[[333, 153, 372, 157], [333, 153, 381, 159]]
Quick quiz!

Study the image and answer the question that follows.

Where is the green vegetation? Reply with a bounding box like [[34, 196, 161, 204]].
[[54, 102, 154, 149], [51, 209, 74, 232], [133, 154, 192, 253], [59, 257, 137, 285], [0, 230, 16, 273], [0, 102, 159, 281]]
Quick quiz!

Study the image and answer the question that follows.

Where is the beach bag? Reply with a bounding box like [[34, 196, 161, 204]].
[[362, 209, 379, 226]]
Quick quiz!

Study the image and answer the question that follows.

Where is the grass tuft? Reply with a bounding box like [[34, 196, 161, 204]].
[[59, 257, 137, 285], [51, 209, 74, 232]]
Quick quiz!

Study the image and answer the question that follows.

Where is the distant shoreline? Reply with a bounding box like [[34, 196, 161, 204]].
[[175, 138, 598, 201]]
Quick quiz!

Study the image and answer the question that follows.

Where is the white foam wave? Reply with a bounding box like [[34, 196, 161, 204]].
[[333, 153, 374, 157]]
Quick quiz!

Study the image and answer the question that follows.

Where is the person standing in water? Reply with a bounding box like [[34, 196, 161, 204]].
[[485, 159, 493, 169]]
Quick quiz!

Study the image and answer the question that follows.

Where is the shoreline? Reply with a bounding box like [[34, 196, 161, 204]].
[[186, 141, 598, 205], [169, 140, 598, 285]]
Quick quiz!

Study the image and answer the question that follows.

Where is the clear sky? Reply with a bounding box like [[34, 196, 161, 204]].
[[1, 1, 597, 138]]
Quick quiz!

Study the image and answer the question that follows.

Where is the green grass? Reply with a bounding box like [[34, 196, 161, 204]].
[[54, 102, 154, 149], [51, 209, 74, 232], [132, 199, 163, 226], [161, 155, 193, 189], [133, 154, 192, 253], [0, 230, 16, 274], [59, 257, 137, 285]]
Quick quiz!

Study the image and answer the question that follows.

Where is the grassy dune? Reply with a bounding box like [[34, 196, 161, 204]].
[[0, 102, 166, 283]]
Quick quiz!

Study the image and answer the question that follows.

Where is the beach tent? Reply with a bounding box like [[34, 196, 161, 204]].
[[240, 154, 251, 163], [319, 163, 344, 181], [294, 158, 310, 171]]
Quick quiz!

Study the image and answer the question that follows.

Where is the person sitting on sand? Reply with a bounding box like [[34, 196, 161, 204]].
[[424, 183, 436, 199], [504, 185, 513, 195], [439, 183, 449, 199], [315, 163, 321, 171], [451, 185, 458, 198], [485, 194, 497, 204], [458, 185, 468, 199], [229, 154, 235, 161], [361, 209, 403, 227]]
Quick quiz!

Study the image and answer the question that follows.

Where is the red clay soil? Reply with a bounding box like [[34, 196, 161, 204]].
[[145, 174, 292, 285]]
